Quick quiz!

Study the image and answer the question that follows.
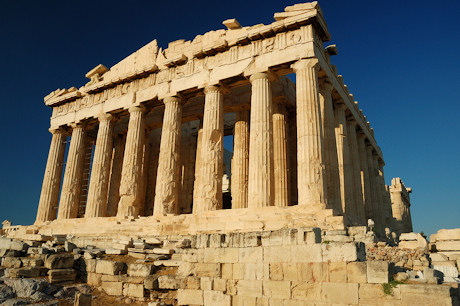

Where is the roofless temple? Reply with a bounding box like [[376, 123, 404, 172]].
[[34, 1, 413, 237]]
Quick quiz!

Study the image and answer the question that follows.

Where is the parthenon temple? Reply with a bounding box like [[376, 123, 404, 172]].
[[33, 1, 412, 237]]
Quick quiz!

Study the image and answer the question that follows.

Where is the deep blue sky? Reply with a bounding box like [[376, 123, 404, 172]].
[[0, 0, 458, 237]]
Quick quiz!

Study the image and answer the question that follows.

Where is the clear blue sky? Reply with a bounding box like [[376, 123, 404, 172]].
[[0, 0, 458, 237]]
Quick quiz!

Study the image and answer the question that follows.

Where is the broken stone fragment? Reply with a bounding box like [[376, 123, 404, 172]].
[[48, 269, 77, 283], [44, 253, 74, 269]]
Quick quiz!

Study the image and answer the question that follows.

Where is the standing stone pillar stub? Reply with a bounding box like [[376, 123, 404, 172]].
[[291, 58, 327, 209], [153, 95, 184, 216], [231, 109, 250, 209], [247, 71, 275, 208], [272, 99, 289, 207]]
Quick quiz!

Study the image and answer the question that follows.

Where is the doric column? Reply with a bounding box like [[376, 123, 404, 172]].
[[288, 110, 298, 205], [138, 128, 151, 216], [192, 123, 203, 209], [357, 133, 373, 220], [58, 123, 86, 219], [371, 154, 384, 233], [154, 96, 183, 216], [35, 128, 66, 223], [194, 85, 224, 212], [117, 106, 146, 218], [85, 113, 114, 218], [247, 72, 274, 208], [346, 120, 365, 224], [365, 144, 379, 223], [319, 80, 341, 213], [179, 127, 197, 214], [272, 101, 289, 207], [292, 59, 326, 207], [377, 159, 391, 229], [334, 103, 353, 217], [231, 110, 249, 209], [106, 134, 126, 216], [144, 128, 161, 216]]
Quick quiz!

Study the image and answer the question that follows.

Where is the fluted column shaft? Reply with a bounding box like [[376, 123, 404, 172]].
[[58, 123, 86, 219], [319, 81, 341, 213], [195, 85, 224, 212], [248, 72, 274, 208], [106, 134, 126, 216], [85, 113, 114, 218], [154, 97, 182, 215], [334, 104, 353, 217], [366, 145, 379, 223], [273, 102, 289, 207], [377, 159, 390, 230], [292, 59, 326, 206], [193, 126, 203, 207], [231, 110, 249, 209], [357, 133, 373, 220], [144, 129, 161, 216], [179, 129, 196, 214], [35, 129, 66, 223], [117, 106, 146, 218], [346, 120, 365, 224]]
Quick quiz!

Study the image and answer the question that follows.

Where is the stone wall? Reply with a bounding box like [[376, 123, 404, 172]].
[[1, 228, 460, 305]]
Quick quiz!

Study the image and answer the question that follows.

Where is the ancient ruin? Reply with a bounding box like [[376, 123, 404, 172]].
[[1, 2, 459, 305], [34, 0, 410, 236]]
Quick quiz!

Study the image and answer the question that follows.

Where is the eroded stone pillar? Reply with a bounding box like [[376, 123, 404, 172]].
[[292, 59, 326, 207], [106, 134, 126, 217], [366, 144, 379, 223], [35, 128, 66, 223], [117, 106, 146, 218], [144, 129, 161, 216], [357, 133, 373, 220], [319, 80, 341, 213], [58, 123, 86, 219], [247, 72, 274, 208], [195, 85, 224, 212], [154, 96, 182, 216], [85, 113, 114, 218], [346, 120, 365, 224], [192, 124, 203, 209], [231, 110, 249, 209], [273, 101, 289, 207], [334, 103, 353, 217], [179, 127, 197, 214]]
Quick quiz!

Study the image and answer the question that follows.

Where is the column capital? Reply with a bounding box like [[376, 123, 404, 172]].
[[356, 130, 367, 139], [204, 84, 230, 95], [291, 58, 319, 72], [162, 95, 184, 105], [319, 79, 334, 93], [69, 121, 86, 129], [346, 118, 358, 128], [128, 105, 146, 114], [335, 99, 347, 109], [249, 72, 270, 82], [97, 112, 114, 122], [48, 127, 65, 135]]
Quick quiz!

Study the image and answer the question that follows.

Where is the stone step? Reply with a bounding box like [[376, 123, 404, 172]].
[[153, 260, 181, 267], [153, 248, 174, 255]]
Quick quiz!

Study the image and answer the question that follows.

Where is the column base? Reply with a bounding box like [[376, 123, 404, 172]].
[[116, 196, 139, 219]]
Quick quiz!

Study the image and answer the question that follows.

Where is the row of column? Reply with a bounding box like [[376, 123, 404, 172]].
[[36, 57, 388, 227]]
